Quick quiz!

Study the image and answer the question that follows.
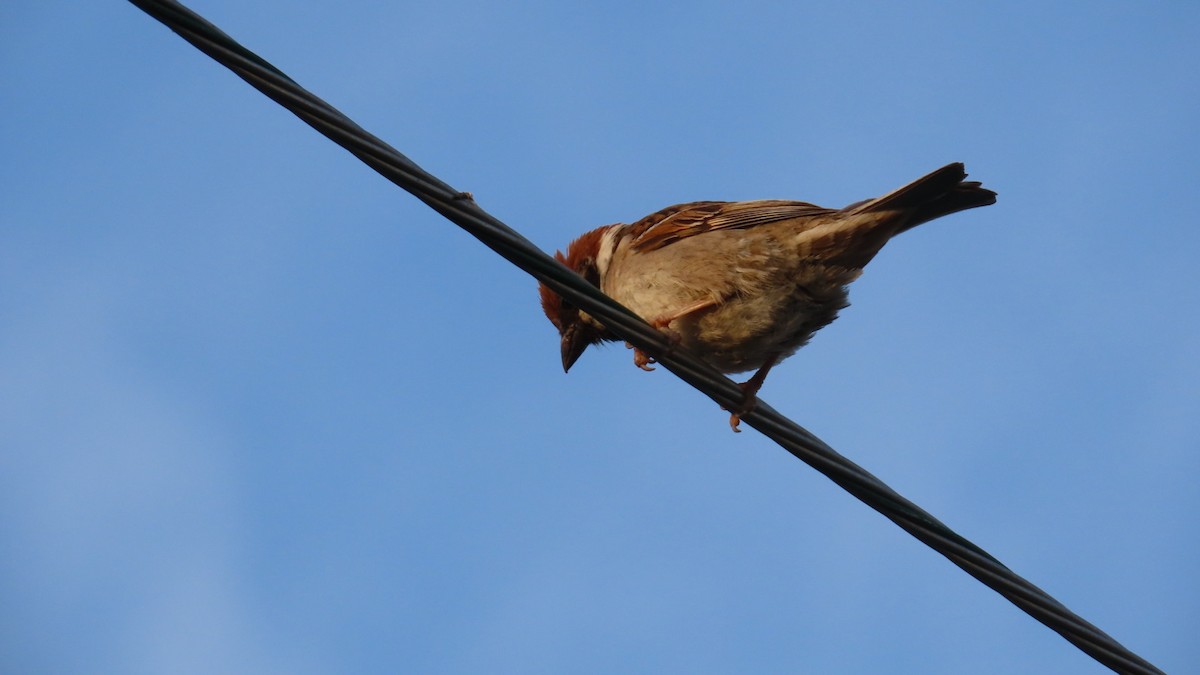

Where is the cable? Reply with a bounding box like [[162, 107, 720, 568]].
[[125, 2, 1164, 673]]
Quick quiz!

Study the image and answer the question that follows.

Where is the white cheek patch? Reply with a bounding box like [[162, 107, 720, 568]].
[[595, 225, 624, 278]]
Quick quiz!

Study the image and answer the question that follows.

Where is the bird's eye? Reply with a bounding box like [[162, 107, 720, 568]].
[[582, 263, 599, 287]]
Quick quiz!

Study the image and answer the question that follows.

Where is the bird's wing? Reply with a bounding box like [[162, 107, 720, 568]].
[[627, 200, 836, 252]]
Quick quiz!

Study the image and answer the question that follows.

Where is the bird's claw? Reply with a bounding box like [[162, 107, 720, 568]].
[[724, 380, 763, 433], [627, 319, 685, 372], [626, 342, 657, 371]]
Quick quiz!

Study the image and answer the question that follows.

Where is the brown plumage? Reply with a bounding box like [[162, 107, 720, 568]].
[[539, 162, 996, 430]]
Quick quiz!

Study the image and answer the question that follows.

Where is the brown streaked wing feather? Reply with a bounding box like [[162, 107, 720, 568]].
[[624, 201, 724, 246], [629, 200, 835, 252]]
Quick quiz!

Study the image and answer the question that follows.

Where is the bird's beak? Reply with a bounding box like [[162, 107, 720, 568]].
[[561, 324, 590, 373]]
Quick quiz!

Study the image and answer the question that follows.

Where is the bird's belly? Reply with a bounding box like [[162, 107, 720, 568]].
[[670, 287, 848, 374], [602, 233, 853, 375]]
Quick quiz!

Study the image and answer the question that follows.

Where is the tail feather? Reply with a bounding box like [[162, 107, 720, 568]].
[[813, 163, 995, 269], [850, 162, 996, 234]]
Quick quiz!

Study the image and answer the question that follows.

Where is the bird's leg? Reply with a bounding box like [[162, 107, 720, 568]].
[[626, 299, 718, 371], [727, 353, 780, 432]]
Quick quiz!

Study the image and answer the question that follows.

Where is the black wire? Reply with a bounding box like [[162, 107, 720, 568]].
[[125, 2, 1164, 673]]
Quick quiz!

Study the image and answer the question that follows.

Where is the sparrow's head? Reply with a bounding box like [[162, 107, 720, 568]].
[[539, 226, 611, 372]]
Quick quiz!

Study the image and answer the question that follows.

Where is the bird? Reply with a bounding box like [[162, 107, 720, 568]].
[[538, 162, 996, 431]]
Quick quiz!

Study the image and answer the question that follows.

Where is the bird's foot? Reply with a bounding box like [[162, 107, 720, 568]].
[[627, 342, 657, 371], [626, 317, 685, 372], [722, 354, 781, 433], [725, 382, 761, 433]]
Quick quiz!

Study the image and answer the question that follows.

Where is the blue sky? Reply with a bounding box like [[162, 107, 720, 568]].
[[2, 2, 1197, 673]]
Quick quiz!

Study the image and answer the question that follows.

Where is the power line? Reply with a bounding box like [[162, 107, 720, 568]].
[[125, 2, 1164, 673]]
